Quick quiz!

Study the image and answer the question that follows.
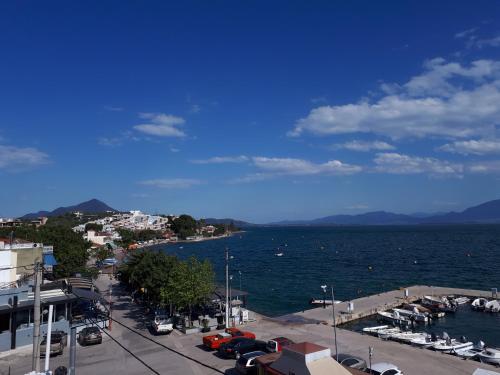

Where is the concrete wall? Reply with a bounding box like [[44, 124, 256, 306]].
[[0, 331, 11, 351], [0, 250, 16, 284]]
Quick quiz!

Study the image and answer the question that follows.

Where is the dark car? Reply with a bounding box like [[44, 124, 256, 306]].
[[218, 338, 267, 359], [334, 353, 367, 370], [78, 327, 102, 346], [40, 331, 67, 357], [235, 350, 266, 374]]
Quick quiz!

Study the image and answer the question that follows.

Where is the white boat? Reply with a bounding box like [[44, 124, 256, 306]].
[[451, 296, 470, 305], [377, 327, 402, 340], [309, 298, 342, 306], [362, 325, 390, 334], [477, 348, 500, 365], [275, 252, 284, 257], [403, 303, 431, 314], [410, 333, 446, 348], [485, 300, 500, 313], [454, 341, 486, 359], [472, 298, 489, 311], [377, 311, 411, 326], [432, 334, 473, 354], [393, 307, 429, 323], [422, 295, 457, 313], [390, 331, 428, 344]]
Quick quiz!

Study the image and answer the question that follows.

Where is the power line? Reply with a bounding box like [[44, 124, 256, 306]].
[[88, 317, 161, 375], [73, 293, 224, 374]]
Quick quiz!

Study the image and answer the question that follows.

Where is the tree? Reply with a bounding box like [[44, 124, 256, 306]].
[[171, 214, 197, 239], [85, 223, 103, 232]]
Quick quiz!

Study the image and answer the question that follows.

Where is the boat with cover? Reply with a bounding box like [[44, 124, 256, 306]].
[[393, 307, 429, 323], [432, 333, 473, 354], [403, 303, 431, 314], [454, 341, 486, 359], [422, 295, 457, 313], [472, 298, 489, 311], [477, 348, 500, 365], [448, 296, 470, 305], [377, 310, 411, 326], [484, 300, 500, 313]]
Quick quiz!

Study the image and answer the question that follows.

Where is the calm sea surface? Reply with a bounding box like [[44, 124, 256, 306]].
[[153, 225, 500, 344]]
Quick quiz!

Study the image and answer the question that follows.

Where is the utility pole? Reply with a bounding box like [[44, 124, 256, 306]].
[[225, 247, 229, 328], [32, 262, 42, 372], [69, 327, 76, 375], [331, 286, 338, 362]]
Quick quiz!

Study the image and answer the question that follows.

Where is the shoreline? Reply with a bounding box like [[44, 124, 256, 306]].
[[137, 230, 245, 250]]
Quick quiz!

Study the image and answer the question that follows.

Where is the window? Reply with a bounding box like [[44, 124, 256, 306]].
[[16, 309, 30, 329], [382, 370, 399, 375], [0, 313, 10, 333], [55, 304, 67, 321]]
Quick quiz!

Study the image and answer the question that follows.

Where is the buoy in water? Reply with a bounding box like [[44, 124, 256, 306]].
[[368, 266, 373, 271]]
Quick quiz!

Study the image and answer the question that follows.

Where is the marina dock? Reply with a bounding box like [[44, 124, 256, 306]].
[[273, 285, 496, 325]]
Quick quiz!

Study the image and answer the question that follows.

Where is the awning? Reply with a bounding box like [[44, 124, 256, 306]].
[[43, 254, 58, 266]]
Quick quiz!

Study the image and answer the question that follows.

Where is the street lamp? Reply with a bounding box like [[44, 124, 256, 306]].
[[369, 346, 374, 374], [321, 285, 327, 309], [229, 274, 233, 327]]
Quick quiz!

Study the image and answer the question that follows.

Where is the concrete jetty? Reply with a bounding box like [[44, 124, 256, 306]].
[[273, 285, 497, 325]]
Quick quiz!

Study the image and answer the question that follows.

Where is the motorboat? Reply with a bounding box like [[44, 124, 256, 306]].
[[454, 341, 486, 359], [275, 252, 284, 257], [421, 295, 457, 313], [362, 325, 390, 335], [377, 310, 411, 326], [485, 300, 500, 313], [390, 331, 428, 344], [448, 296, 470, 305], [472, 298, 489, 311], [309, 298, 342, 306], [393, 307, 429, 323], [377, 327, 402, 340], [477, 348, 500, 365], [432, 334, 473, 354], [403, 303, 431, 314], [411, 333, 446, 348]]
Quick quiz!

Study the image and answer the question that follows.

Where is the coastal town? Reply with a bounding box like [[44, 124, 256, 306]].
[[0, 203, 499, 375]]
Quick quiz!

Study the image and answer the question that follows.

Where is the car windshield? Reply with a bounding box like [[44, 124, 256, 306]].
[[86, 327, 100, 334], [383, 370, 399, 375], [342, 358, 360, 366]]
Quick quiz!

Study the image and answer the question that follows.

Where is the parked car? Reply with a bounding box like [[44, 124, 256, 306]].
[[152, 315, 173, 335], [368, 362, 404, 375], [102, 258, 118, 266], [203, 328, 256, 350], [266, 337, 294, 353], [78, 327, 102, 346], [218, 338, 267, 359], [235, 350, 267, 374], [40, 331, 67, 356], [334, 353, 367, 370]]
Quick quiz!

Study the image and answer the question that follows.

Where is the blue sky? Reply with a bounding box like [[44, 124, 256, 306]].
[[1, 1, 500, 223]]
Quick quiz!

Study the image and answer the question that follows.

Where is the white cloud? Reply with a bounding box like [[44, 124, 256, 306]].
[[290, 58, 500, 139], [346, 204, 370, 210], [455, 28, 478, 39], [191, 155, 249, 164], [252, 157, 362, 175], [0, 145, 50, 170], [439, 139, 500, 155], [373, 153, 463, 176], [333, 140, 395, 152], [134, 113, 186, 137], [468, 160, 500, 173], [476, 36, 500, 48], [139, 178, 201, 189], [189, 104, 201, 113]]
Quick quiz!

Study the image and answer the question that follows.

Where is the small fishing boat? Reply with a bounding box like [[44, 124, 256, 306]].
[[454, 341, 485, 359], [362, 325, 390, 335], [411, 333, 446, 348], [309, 298, 342, 306], [377, 311, 411, 326], [448, 296, 470, 305], [403, 303, 431, 314], [432, 334, 473, 354], [477, 348, 500, 365], [472, 298, 489, 311], [390, 331, 428, 344], [275, 252, 284, 257], [421, 295, 457, 313], [377, 327, 402, 340], [393, 308, 429, 323], [485, 300, 500, 313]]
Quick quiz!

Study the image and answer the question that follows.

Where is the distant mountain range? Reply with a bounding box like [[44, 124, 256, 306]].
[[20, 198, 500, 226], [268, 199, 500, 226], [21, 199, 117, 219]]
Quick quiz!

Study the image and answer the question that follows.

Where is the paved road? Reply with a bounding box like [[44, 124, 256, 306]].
[[2, 279, 498, 375]]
